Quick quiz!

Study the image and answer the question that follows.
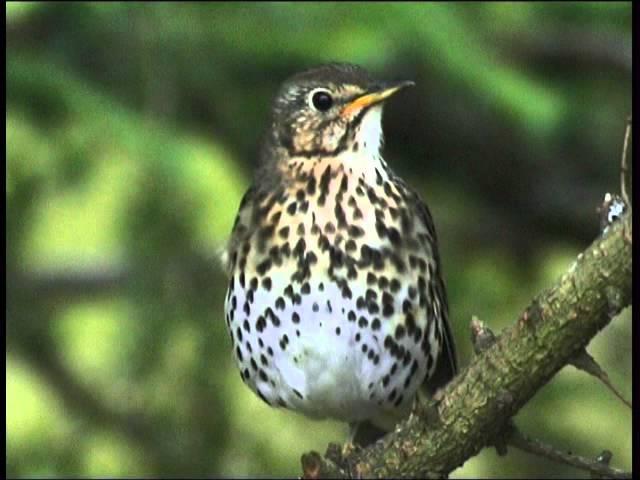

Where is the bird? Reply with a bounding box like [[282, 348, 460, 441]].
[[222, 63, 457, 446]]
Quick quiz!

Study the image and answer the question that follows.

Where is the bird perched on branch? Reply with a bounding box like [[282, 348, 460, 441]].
[[223, 63, 457, 446]]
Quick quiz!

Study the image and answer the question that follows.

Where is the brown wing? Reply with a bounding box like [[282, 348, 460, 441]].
[[221, 185, 257, 276], [412, 191, 458, 393]]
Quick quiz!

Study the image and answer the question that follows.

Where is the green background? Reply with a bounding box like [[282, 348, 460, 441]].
[[6, 2, 632, 478]]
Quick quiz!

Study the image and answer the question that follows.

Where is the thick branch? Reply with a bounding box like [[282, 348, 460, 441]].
[[302, 212, 631, 478]]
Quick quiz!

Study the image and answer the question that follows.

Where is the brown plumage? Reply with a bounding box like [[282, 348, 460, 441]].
[[223, 63, 457, 446]]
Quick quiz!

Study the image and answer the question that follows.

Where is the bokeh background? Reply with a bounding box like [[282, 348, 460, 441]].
[[6, 2, 632, 478]]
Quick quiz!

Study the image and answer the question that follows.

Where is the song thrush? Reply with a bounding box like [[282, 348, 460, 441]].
[[223, 63, 457, 445]]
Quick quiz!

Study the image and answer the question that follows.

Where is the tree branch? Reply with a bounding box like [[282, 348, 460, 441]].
[[300, 212, 631, 478], [468, 319, 630, 477], [506, 426, 631, 480]]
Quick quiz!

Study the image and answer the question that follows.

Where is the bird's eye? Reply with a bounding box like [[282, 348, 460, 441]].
[[309, 89, 333, 112]]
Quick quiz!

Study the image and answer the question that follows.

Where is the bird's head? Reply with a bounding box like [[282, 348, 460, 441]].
[[266, 63, 414, 160]]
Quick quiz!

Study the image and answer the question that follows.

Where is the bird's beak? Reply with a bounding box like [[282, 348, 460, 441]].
[[341, 80, 415, 118]]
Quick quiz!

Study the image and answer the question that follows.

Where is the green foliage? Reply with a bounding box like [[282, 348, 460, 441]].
[[7, 2, 631, 478]]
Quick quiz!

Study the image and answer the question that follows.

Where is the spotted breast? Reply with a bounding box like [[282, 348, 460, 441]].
[[222, 63, 456, 439]]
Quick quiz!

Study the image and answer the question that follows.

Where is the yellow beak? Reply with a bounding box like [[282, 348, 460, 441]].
[[341, 80, 414, 118]]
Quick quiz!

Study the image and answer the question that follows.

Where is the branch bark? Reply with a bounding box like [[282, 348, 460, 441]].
[[301, 212, 631, 478]]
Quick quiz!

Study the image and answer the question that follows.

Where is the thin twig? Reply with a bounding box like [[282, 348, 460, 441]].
[[507, 427, 631, 479], [620, 116, 631, 205], [569, 349, 632, 409]]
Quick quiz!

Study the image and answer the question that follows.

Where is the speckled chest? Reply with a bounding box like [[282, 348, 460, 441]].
[[224, 153, 445, 425]]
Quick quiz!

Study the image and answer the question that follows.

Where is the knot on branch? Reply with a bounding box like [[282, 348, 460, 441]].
[[470, 316, 498, 354], [599, 193, 628, 234], [518, 299, 544, 327], [604, 285, 626, 319]]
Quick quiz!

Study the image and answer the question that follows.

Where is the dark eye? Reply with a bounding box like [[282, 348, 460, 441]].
[[309, 89, 333, 111]]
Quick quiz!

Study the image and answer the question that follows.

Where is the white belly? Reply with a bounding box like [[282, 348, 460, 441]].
[[224, 268, 432, 428]]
